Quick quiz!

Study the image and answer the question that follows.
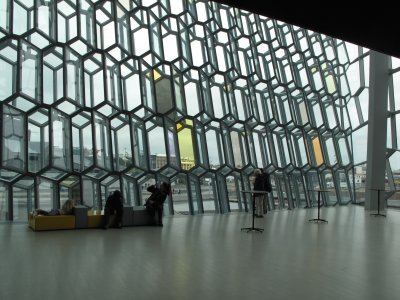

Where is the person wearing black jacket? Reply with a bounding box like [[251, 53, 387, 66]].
[[103, 190, 123, 229], [260, 168, 272, 214], [145, 182, 171, 226], [253, 169, 265, 218]]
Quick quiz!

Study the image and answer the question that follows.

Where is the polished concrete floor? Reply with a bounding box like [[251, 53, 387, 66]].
[[1, 205, 399, 300]]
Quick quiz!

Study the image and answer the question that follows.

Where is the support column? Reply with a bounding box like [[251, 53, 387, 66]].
[[365, 51, 389, 210]]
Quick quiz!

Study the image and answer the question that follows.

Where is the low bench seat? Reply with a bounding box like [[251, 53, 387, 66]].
[[29, 205, 88, 231], [87, 214, 104, 228], [29, 205, 156, 231], [133, 206, 156, 226], [28, 213, 75, 231]]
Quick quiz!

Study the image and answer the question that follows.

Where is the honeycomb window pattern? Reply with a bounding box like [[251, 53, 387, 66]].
[[1, 0, 400, 222]]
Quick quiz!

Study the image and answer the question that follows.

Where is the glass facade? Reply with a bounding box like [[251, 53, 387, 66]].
[[1, 0, 400, 222]]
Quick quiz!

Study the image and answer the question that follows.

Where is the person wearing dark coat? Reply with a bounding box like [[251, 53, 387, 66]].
[[253, 169, 265, 218], [260, 168, 272, 213], [145, 182, 171, 226], [103, 190, 123, 229]]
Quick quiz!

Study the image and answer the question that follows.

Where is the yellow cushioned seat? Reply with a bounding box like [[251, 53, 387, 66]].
[[87, 214, 104, 228], [29, 213, 75, 231]]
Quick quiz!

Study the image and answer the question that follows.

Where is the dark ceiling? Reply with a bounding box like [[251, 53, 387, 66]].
[[214, 1, 400, 59]]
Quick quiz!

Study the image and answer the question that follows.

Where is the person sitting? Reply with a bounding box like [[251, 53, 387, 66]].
[[33, 199, 75, 216], [145, 182, 171, 226], [103, 190, 123, 229]]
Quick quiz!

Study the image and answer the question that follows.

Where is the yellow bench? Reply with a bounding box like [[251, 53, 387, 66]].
[[28, 213, 75, 231], [28, 205, 151, 230], [87, 214, 104, 228]]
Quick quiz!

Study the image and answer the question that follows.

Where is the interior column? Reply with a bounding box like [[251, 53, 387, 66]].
[[365, 50, 389, 210]]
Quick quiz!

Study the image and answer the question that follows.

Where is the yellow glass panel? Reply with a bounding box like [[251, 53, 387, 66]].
[[178, 127, 195, 169], [177, 119, 193, 132], [312, 137, 324, 166], [223, 84, 232, 92], [325, 74, 336, 93], [145, 69, 162, 81], [153, 69, 162, 81]]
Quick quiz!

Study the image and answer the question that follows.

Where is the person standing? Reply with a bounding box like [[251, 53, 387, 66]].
[[253, 169, 265, 218], [156, 182, 171, 226], [103, 190, 123, 229], [260, 168, 272, 214], [145, 182, 171, 226]]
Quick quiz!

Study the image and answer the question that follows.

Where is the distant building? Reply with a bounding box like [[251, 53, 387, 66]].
[[149, 154, 194, 170], [181, 157, 195, 170]]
